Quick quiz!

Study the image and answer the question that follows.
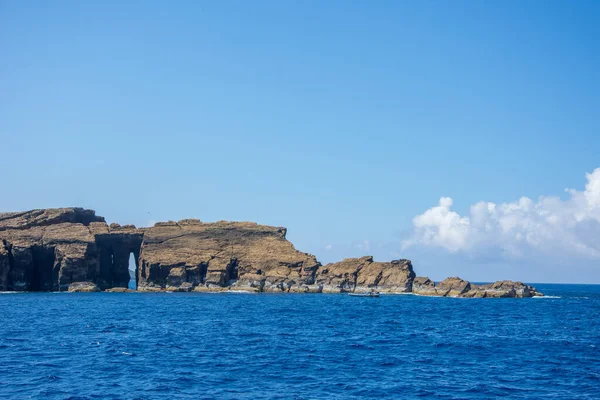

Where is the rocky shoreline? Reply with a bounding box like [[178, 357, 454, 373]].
[[0, 208, 543, 298]]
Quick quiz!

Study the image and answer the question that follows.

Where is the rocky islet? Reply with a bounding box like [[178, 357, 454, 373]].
[[0, 208, 543, 297]]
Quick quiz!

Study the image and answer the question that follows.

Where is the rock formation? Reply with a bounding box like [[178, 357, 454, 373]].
[[412, 276, 438, 296], [413, 276, 543, 298], [0, 208, 543, 297], [315, 256, 415, 293], [0, 208, 141, 291], [435, 277, 472, 297], [136, 219, 320, 293], [0, 208, 104, 291], [463, 280, 543, 298], [68, 281, 101, 292], [92, 223, 143, 289]]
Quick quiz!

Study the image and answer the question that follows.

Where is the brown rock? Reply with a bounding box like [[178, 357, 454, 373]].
[[137, 220, 320, 293], [0, 207, 543, 298], [316, 256, 374, 293], [192, 285, 227, 293], [315, 256, 415, 293], [435, 277, 471, 297], [0, 208, 104, 231], [465, 281, 543, 298], [227, 286, 261, 293], [0, 209, 102, 291], [412, 276, 438, 296], [0, 208, 141, 292], [137, 285, 164, 292], [104, 287, 135, 293], [68, 281, 101, 292]]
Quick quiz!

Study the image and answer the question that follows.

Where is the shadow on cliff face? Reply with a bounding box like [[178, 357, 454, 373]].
[[5, 245, 58, 291], [95, 235, 143, 290], [29, 246, 57, 291], [0, 208, 543, 297]]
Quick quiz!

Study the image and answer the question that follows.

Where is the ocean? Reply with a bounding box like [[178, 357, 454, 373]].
[[0, 284, 598, 399]]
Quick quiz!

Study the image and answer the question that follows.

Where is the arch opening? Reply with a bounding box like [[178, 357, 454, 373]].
[[128, 252, 137, 290]]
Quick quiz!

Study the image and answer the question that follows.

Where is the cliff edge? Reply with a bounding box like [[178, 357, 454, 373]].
[[0, 208, 542, 297]]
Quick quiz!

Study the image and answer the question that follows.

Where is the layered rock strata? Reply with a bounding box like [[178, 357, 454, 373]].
[[315, 256, 415, 293], [136, 219, 320, 293], [0, 208, 543, 297], [412, 276, 543, 298], [0, 208, 142, 291]]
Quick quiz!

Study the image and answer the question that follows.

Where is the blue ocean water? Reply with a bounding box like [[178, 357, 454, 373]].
[[0, 284, 598, 399]]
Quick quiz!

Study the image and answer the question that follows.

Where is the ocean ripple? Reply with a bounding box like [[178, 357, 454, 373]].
[[0, 284, 599, 399]]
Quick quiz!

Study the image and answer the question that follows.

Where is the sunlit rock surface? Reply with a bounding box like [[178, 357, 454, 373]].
[[0, 208, 542, 297], [137, 219, 320, 293], [315, 256, 415, 293]]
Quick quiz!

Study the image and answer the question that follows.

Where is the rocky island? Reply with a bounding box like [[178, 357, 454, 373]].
[[0, 208, 542, 297]]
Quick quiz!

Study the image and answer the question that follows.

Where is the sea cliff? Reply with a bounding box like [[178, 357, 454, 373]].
[[0, 208, 542, 297]]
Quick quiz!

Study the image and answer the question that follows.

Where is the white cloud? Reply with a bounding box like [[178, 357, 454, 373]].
[[403, 168, 600, 260], [324, 244, 333, 250]]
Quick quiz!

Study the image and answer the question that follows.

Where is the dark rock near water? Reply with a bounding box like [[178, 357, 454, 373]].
[[92, 223, 143, 290], [104, 287, 135, 293], [0, 208, 140, 291], [0, 208, 543, 297], [0, 208, 103, 291], [68, 281, 101, 292]]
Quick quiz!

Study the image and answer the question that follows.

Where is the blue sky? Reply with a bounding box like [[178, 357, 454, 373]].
[[1, 1, 599, 283]]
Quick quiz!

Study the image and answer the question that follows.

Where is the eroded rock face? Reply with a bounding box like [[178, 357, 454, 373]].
[[68, 281, 101, 292], [0, 209, 103, 291], [0, 241, 11, 290], [315, 256, 415, 293], [0, 208, 141, 291], [412, 276, 438, 296], [412, 276, 543, 298], [0, 208, 543, 297], [92, 223, 143, 289], [435, 277, 471, 297], [463, 281, 543, 298], [137, 219, 321, 293]]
